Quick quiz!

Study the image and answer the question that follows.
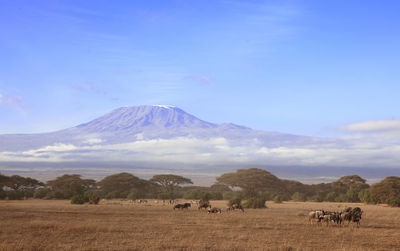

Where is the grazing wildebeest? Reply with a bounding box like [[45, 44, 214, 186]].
[[227, 203, 245, 212], [350, 207, 363, 227], [198, 200, 211, 210], [337, 207, 363, 227], [208, 207, 222, 213], [308, 210, 325, 224], [173, 203, 191, 210]]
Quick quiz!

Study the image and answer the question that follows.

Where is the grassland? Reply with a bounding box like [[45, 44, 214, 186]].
[[0, 200, 399, 251]]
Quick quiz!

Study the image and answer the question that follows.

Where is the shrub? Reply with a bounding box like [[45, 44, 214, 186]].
[[127, 192, 139, 200], [325, 192, 338, 202], [273, 195, 283, 203], [105, 191, 119, 199], [243, 197, 267, 208], [358, 189, 378, 204], [209, 191, 223, 200], [223, 191, 239, 200], [335, 194, 348, 202], [345, 189, 360, 202], [386, 197, 400, 207], [88, 194, 101, 204], [259, 192, 273, 201], [291, 192, 307, 202], [71, 194, 86, 204], [0, 190, 6, 200], [33, 188, 50, 199], [6, 191, 24, 200], [228, 197, 242, 206]]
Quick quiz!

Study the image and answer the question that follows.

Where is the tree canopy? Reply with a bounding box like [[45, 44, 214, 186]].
[[0, 174, 43, 191], [150, 174, 192, 193], [216, 168, 284, 195], [98, 172, 152, 198], [47, 174, 95, 199], [370, 176, 400, 204]]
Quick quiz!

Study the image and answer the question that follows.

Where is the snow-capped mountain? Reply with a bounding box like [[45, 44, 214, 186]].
[[0, 105, 320, 151], [2, 105, 399, 184]]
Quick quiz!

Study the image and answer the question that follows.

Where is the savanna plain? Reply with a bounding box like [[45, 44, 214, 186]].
[[1, 200, 399, 251]]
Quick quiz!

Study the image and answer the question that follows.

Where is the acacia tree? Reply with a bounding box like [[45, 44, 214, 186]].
[[47, 174, 95, 199], [7, 175, 44, 191], [150, 174, 192, 194], [98, 172, 152, 198], [216, 168, 284, 196], [370, 176, 400, 205]]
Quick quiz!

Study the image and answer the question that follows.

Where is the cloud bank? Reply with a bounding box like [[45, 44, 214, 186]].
[[2, 132, 400, 169], [342, 119, 400, 133]]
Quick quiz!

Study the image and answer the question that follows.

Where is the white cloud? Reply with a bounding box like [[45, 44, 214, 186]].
[[0, 93, 23, 105], [2, 135, 400, 169], [341, 119, 400, 133], [83, 138, 103, 144]]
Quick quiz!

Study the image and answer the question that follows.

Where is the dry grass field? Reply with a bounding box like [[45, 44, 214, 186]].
[[1, 200, 399, 251]]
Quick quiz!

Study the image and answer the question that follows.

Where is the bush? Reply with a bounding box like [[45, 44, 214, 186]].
[[209, 191, 223, 200], [88, 194, 101, 204], [71, 194, 87, 204], [345, 189, 360, 202], [308, 194, 323, 202], [325, 192, 338, 202], [6, 191, 25, 200], [158, 192, 178, 200], [223, 191, 239, 200], [386, 197, 400, 207], [228, 197, 242, 206], [358, 189, 378, 204], [33, 188, 50, 199], [0, 190, 6, 200], [258, 192, 273, 201], [273, 195, 283, 203], [335, 194, 348, 202], [291, 192, 307, 202], [243, 197, 267, 208], [127, 192, 139, 200]]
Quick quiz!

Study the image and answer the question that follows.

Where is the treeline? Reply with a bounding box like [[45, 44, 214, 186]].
[[1, 168, 400, 207], [0, 173, 229, 203]]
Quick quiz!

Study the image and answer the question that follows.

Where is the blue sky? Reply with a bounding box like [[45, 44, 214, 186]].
[[1, 0, 400, 136]]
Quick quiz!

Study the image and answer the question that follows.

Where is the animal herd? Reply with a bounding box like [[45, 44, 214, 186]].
[[172, 199, 245, 214], [121, 199, 365, 227], [173, 200, 364, 227], [308, 207, 363, 227]]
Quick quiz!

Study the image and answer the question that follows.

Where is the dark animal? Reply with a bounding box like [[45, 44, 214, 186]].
[[198, 199, 211, 210], [350, 207, 363, 227], [320, 211, 341, 226], [173, 203, 191, 210], [208, 207, 222, 213], [227, 203, 245, 212], [340, 207, 363, 227]]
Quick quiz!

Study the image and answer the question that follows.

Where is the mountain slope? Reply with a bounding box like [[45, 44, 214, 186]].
[[0, 105, 323, 151]]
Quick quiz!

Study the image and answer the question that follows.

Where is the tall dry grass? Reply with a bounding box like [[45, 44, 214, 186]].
[[1, 200, 399, 250]]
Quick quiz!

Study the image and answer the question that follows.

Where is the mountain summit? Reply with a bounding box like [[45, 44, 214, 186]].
[[0, 105, 318, 151], [76, 105, 217, 133]]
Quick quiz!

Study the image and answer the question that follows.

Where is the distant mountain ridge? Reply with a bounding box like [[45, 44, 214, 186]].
[[75, 105, 218, 133], [0, 105, 326, 151]]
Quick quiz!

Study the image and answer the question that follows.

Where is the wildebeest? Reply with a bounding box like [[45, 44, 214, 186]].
[[319, 211, 341, 226], [349, 207, 363, 227], [227, 203, 245, 212], [198, 199, 211, 210], [173, 203, 191, 210], [208, 207, 222, 213], [308, 210, 325, 224]]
